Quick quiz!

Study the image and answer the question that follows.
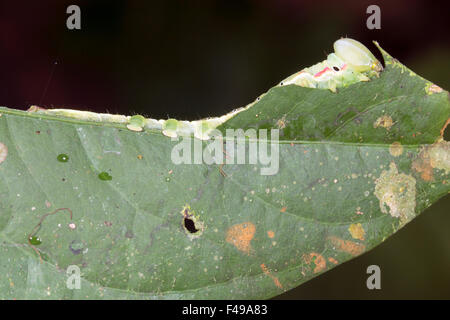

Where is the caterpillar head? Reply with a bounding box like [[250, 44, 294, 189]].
[[334, 38, 383, 74]]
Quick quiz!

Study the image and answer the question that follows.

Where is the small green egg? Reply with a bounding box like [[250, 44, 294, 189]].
[[29, 236, 42, 245], [98, 172, 113, 181], [57, 154, 69, 162]]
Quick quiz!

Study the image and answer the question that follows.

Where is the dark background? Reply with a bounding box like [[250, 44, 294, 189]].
[[0, 0, 449, 299]]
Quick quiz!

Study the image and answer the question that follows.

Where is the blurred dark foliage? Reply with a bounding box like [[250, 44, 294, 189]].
[[0, 0, 449, 299]]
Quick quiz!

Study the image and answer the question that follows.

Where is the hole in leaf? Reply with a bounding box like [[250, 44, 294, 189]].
[[184, 217, 199, 233]]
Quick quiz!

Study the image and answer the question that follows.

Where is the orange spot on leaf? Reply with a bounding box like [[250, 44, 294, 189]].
[[280, 207, 287, 213], [267, 230, 275, 238], [327, 236, 366, 256], [260, 263, 283, 289], [328, 257, 338, 265], [412, 147, 434, 181], [303, 252, 326, 273], [226, 222, 256, 255]]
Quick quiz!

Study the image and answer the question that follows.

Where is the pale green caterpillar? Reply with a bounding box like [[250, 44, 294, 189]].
[[280, 38, 383, 92], [27, 38, 383, 139]]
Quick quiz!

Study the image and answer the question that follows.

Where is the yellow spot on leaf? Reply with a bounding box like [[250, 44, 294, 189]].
[[226, 222, 255, 255], [389, 141, 403, 157], [348, 223, 365, 240]]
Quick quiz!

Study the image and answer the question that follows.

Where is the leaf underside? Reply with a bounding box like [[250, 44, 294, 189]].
[[0, 45, 449, 299]]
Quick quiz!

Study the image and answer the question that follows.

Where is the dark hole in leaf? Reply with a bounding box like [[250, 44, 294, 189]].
[[333, 66, 339, 71], [184, 217, 199, 233]]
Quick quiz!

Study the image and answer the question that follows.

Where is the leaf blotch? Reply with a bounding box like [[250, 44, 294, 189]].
[[328, 257, 338, 265], [373, 115, 394, 130], [412, 140, 450, 181], [303, 253, 326, 273], [226, 222, 255, 255], [327, 236, 365, 256], [374, 162, 416, 225]]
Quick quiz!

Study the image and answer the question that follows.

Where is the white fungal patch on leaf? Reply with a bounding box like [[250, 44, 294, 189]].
[[0, 143, 7, 164], [374, 162, 416, 226], [427, 140, 450, 174]]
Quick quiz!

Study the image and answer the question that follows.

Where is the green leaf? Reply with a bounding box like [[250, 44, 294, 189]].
[[0, 43, 449, 299]]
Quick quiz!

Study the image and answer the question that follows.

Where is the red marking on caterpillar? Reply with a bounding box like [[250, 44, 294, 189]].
[[314, 67, 331, 78]]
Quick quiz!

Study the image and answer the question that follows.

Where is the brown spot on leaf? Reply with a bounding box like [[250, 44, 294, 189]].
[[328, 236, 366, 256], [373, 115, 394, 130], [125, 230, 134, 238], [260, 263, 283, 289], [303, 252, 326, 273], [226, 222, 255, 255], [412, 154, 434, 181], [276, 116, 287, 129]]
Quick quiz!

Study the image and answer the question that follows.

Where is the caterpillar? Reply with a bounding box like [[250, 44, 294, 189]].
[[279, 38, 383, 92], [26, 38, 383, 139]]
